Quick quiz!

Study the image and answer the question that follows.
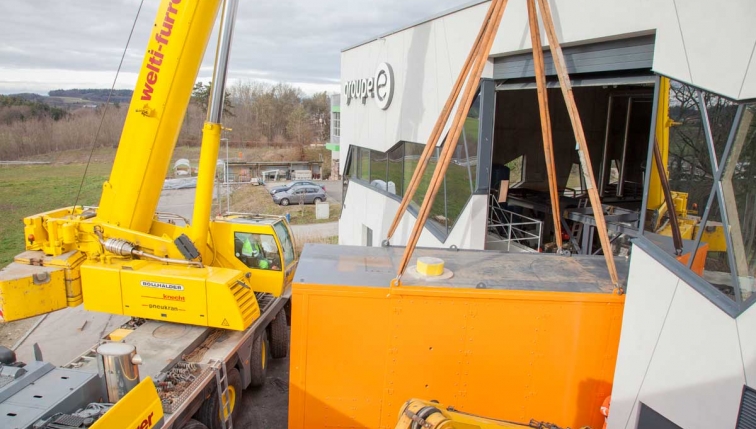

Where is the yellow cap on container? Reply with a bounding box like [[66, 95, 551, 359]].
[[416, 257, 445, 277]]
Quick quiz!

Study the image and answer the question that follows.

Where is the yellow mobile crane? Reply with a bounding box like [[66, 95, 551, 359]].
[[0, 0, 297, 428], [0, 0, 296, 331]]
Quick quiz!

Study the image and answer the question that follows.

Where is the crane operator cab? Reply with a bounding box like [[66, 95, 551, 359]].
[[210, 214, 297, 297]]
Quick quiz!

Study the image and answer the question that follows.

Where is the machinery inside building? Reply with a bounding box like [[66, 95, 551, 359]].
[[490, 82, 653, 255]]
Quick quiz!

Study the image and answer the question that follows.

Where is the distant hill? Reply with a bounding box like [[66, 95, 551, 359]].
[[0, 95, 67, 124], [7, 89, 134, 109], [49, 88, 133, 103]]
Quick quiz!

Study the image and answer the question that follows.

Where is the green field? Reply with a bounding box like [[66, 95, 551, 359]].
[[0, 150, 337, 264], [0, 164, 109, 265]]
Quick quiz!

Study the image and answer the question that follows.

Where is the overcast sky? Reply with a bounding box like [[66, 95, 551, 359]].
[[0, 0, 469, 96]]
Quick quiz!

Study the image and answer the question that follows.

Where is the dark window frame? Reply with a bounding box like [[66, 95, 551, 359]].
[[637, 75, 756, 316]]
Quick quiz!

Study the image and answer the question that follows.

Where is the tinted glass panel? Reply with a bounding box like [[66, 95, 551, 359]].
[[273, 222, 295, 266], [403, 142, 426, 207], [349, 146, 358, 177], [643, 80, 744, 303], [666, 81, 715, 212], [359, 147, 370, 181], [388, 144, 404, 197], [370, 149, 389, 191], [722, 104, 756, 302], [446, 91, 481, 232]]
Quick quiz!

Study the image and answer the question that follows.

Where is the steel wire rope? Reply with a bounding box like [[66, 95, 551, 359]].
[[72, 0, 147, 211]]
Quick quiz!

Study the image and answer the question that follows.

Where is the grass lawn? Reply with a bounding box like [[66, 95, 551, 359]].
[[226, 184, 341, 225], [0, 163, 109, 265], [0, 145, 335, 265]]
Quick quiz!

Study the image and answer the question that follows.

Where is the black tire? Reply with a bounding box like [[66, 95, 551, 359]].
[[284, 299, 292, 326], [182, 419, 208, 429], [313, 197, 323, 203], [249, 331, 269, 388], [196, 367, 243, 429], [268, 308, 289, 359], [279, 198, 290, 206]]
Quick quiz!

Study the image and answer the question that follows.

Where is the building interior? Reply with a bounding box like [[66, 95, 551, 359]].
[[488, 82, 654, 256]]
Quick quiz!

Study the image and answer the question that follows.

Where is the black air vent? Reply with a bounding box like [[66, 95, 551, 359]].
[[638, 403, 681, 429], [737, 385, 756, 429]]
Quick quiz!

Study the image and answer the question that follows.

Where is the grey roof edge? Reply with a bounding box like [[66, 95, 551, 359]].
[[342, 0, 489, 53], [632, 236, 741, 318]]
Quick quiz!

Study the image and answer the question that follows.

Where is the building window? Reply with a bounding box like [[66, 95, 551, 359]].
[[447, 91, 481, 232], [721, 104, 756, 302], [641, 79, 756, 304], [370, 149, 389, 191], [359, 147, 370, 182], [333, 112, 340, 138], [342, 89, 483, 240], [388, 144, 404, 197]]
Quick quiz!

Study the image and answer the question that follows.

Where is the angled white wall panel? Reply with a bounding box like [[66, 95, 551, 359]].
[[737, 302, 756, 387], [739, 45, 756, 99], [649, 0, 692, 86], [607, 247, 680, 429], [674, 0, 756, 101], [638, 284, 744, 429]]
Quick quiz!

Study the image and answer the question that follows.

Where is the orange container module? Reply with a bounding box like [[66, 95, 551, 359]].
[[289, 244, 626, 429]]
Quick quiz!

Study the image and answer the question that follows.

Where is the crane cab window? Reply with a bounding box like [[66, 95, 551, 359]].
[[234, 232, 282, 271], [273, 222, 295, 266]]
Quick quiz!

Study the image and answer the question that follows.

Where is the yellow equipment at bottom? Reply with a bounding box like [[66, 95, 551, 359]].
[[395, 399, 574, 429], [91, 377, 165, 429]]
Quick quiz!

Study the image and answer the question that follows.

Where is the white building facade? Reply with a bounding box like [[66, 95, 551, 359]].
[[338, 1, 756, 428]]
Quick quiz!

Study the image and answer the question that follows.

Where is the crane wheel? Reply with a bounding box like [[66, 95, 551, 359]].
[[196, 367, 242, 429], [249, 331, 269, 388], [268, 308, 289, 359], [181, 419, 208, 429]]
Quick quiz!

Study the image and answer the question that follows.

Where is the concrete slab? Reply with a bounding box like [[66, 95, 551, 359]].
[[15, 306, 129, 366]]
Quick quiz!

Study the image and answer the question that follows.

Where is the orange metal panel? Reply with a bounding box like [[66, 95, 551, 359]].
[[290, 282, 624, 429], [289, 285, 392, 429]]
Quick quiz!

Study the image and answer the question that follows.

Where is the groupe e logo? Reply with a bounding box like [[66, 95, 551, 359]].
[[343, 62, 394, 110]]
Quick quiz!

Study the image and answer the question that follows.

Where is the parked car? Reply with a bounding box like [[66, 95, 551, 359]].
[[272, 185, 327, 206], [269, 180, 325, 195]]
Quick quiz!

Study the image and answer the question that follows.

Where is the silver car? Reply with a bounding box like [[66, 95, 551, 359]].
[[272, 185, 327, 206]]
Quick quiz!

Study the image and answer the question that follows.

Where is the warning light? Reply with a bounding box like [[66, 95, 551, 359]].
[[27, 234, 35, 243]]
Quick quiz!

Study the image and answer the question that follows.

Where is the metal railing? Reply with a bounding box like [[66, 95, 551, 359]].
[[488, 194, 542, 251]]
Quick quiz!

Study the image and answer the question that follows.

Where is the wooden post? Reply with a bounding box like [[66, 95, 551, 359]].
[[386, 0, 499, 242], [526, 0, 562, 250], [397, 0, 508, 276], [535, 0, 619, 285]]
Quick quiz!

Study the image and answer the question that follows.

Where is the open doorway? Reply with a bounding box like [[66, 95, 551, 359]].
[[487, 82, 654, 254]]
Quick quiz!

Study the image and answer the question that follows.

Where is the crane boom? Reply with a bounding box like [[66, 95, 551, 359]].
[[98, 0, 222, 233]]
